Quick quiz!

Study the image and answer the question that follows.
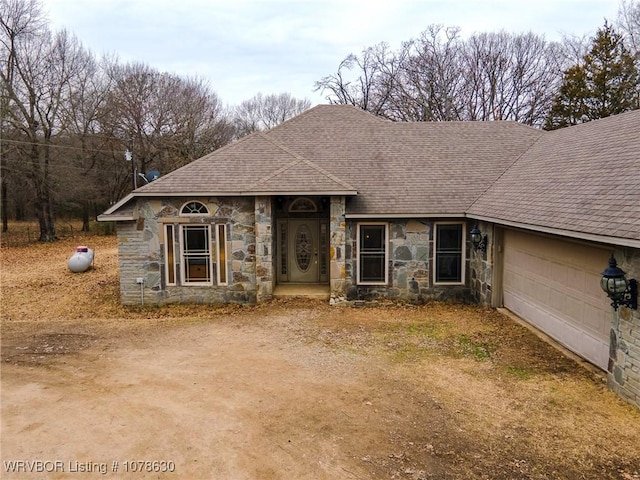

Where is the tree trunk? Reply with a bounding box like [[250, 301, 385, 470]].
[[1, 176, 8, 233], [35, 139, 56, 242], [82, 201, 90, 232], [36, 194, 56, 242], [15, 200, 25, 221]]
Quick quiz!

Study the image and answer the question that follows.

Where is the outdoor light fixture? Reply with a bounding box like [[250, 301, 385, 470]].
[[469, 224, 487, 252], [600, 255, 638, 311]]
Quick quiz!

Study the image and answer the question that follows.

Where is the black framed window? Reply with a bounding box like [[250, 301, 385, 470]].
[[434, 223, 464, 284], [357, 223, 387, 284]]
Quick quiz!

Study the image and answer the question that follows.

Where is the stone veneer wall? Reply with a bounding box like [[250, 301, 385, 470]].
[[255, 196, 274, 302], [608, 246, 640, 408], [117, 197, 257, 305], [329, 196, 347, 303], [343, 219, 472, 303], [468, 220, 494, 306]]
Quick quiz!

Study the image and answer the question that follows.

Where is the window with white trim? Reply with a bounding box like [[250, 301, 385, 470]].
[[180, 201, 209, 215], [434, 222, 465, 284], [182, 225, 213, 284], [357, 223, 388, 284], [164, 222, 228, 286]]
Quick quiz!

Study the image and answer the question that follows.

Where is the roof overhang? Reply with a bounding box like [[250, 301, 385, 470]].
[[97, 193, 136, 222], [345, 213, 465, 219], [468, 214, 640, 249], [97, 213, 135, 222], [133, 190, 358, 197], [97, 190, 359, 222]]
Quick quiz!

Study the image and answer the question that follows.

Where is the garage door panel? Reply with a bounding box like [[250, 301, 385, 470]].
[[585, 275, 606, 298], [567, 266, 585, 292], [550, 261, 568, 285], [565, 293, 584, 320], [583, 301, 611, 337], [548, 288, 566, 315], [503, 230, 611, 370], [538, 283, 550, 305]]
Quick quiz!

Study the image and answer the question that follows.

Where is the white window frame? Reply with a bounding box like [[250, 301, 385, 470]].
[[356, 222, 389, 285], [215, 223, 228, 286], [433, 222, 466, 286], [179, 224, 214, 286], [179, 201, 209, 216]]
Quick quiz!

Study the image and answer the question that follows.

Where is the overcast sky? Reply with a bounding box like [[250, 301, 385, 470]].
[[41, 0, 622, 107]]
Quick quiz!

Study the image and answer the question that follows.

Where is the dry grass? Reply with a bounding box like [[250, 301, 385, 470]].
[[1, 220, 240, 331], [2, 223, 640, 479]]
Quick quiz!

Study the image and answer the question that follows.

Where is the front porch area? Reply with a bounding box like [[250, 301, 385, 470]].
[[272, 284, 331, 300]]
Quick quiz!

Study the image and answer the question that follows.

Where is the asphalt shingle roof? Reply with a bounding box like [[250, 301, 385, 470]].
[[261, 106, 544, 215], [111, 104, 640, 243], [134, 131, 355, 195], [468, 109, 640, 242]]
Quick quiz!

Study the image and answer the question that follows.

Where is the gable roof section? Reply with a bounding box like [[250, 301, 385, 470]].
[[468, 109, 640, 244], [247, 157, 357, 194], [131, 129, 355, 197], [265, 106, 543, 216]]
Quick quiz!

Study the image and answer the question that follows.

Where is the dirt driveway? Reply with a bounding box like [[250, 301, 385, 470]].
[[2, 234, 640, 479]]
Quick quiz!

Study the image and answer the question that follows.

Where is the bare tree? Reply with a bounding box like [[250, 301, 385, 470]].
[[232, 92, 311, 137], [99, 62, 234, 198], [618, 0, 640, 56], [1, 0, 87, 240], [460, 31, 563, 125], [316, 27, 562, 127], [57, 50, 114, 230], [314, 42, 402, 118], [389, 25, 466, 121]]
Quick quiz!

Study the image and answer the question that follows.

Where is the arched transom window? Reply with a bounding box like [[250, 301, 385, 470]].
[[180, 201, 209, 215], [288, 197, 317, 213]]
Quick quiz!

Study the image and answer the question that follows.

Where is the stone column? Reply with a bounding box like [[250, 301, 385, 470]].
[[607, 247, 640, 408], [254, 196, 274, 302], [329, 196, 347, 304]]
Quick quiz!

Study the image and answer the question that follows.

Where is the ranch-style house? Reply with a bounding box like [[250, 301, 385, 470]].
[[99, 105, 640, 407]]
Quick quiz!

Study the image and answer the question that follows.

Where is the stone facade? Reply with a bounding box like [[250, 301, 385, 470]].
[[114, 196, 640, 408], [343, 219, 473, 303], [608, 246, 640, 408], [255, 196, 274, 303], [117, 197, 257, 305], [329, 196, 347, 304], [468, 220, 494, 306]]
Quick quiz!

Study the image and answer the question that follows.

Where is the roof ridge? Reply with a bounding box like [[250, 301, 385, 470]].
[[245, 135, 303, 190], [266, 104, 386, 134], [468, 129, 547, 211], [251, 133, 356, 191]]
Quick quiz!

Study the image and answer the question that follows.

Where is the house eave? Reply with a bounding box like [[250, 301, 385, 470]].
[[345, 212, 466, 219], [97, 214, 135, 222], [133, 190, 358, 197], [468, 214, 640, 249], [100, 193, 134, 216]]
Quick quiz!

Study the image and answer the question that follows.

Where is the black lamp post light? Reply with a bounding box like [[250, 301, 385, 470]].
[[600, 255, 638, 311], [469, 224, 487, 252]]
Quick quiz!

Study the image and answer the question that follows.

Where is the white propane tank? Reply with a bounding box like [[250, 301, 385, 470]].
[[68, 245, 94, 273]]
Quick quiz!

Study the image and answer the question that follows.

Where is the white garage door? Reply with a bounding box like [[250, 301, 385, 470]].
[[503, 229, 612, 370]]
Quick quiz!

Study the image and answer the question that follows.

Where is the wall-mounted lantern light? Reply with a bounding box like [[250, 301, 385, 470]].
[[600, 255, 638, 311], [469, 224, 487, 252]]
